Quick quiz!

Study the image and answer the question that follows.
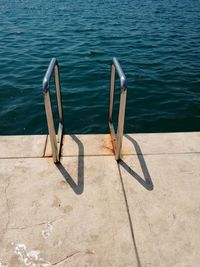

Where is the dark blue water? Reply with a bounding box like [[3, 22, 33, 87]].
[[0, 0, 200, 135]]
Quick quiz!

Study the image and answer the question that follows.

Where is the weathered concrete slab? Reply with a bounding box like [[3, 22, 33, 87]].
[[1, 132, 200, 266], [0, 156, 138, 267], [0, 135, 47, 158], [0, 132, 198, 159], [119, 153, 200, 266], [122, 132, 200, 155], [45, 134, 114, 157], [45, 132, 200, 158]]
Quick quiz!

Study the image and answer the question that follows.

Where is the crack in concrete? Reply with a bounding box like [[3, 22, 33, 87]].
[[51, 250, 95, 266], [51, 252, 81, 265], [117, 164, 141, 267], [8, 215, 65, 231]]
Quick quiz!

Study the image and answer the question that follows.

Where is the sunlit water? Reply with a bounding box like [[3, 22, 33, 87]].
[[0, 0, 200, 134]]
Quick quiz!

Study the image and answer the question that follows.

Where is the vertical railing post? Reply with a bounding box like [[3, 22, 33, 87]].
[[109, 64, 116, 123], [54, 64, 63, 124]]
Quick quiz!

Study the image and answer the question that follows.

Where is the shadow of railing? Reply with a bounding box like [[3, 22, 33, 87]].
[[118, 134, 153, 191], [56, 135, 84, 195]]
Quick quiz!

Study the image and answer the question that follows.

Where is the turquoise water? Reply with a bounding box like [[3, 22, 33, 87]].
[[0, 0, 200, 135]]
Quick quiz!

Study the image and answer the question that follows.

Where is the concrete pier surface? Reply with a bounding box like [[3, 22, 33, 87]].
[[0, 132, 200, 266]]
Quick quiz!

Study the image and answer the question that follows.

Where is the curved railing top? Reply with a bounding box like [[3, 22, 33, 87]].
[[43, 57, 58, 93], [112, 57, 127, 91]]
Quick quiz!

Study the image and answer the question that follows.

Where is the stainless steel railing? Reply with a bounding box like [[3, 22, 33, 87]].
[[43, 58, 64, 163], [43, 57, 126, 162], [109, 57, 127, 160]]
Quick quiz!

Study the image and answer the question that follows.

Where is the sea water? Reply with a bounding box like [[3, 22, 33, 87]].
[[0, 0, 199, 134]]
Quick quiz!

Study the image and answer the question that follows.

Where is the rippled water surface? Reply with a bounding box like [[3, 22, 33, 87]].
[[0, 0, 200, 134]]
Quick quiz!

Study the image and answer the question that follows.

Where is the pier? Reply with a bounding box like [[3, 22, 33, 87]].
[[0, 132, 200, 266]]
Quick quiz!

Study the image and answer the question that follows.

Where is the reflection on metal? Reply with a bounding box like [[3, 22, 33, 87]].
[[43, 58, 64, 163], [109, 57, 127, 160]]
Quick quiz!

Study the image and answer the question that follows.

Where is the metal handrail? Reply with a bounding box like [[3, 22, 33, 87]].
[[43, 58, 64, 163], [109, 57, 127, 160]]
